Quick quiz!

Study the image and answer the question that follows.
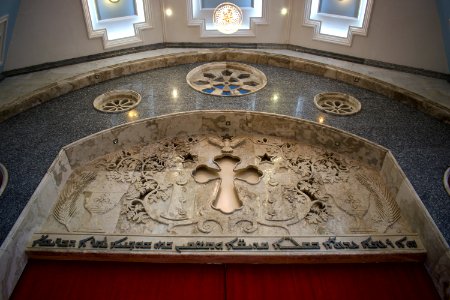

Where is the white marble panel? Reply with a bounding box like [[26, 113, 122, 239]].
[[394, 175, 450, 298], [0, 170, 62, 299], [0, 150, 72, 298], [380, 152, 406, 200]]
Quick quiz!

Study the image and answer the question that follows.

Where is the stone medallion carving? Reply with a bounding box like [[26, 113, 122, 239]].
[[93, 90, 142, 113], [0, 163, 8, 197], [186, 62, 267, 96], [27, 111, 426, 264], [314, 92, 361, 115]]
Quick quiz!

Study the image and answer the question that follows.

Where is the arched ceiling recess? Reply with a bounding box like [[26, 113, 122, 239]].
[[1, 50, 447, 124], [81, 0, 153, 49], [303, 0, 374, 46], [187, 0, 269, 37]]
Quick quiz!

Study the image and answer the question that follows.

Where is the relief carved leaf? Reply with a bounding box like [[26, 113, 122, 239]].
[[53, 172, 96, 231], [313, 152, 352, 183], [124, 200, 150, 224], [356, 173, 401, 232], [305, 201, 331, 225]]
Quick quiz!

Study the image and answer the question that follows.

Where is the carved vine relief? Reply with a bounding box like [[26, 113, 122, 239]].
[[48, 135, 407, 236]]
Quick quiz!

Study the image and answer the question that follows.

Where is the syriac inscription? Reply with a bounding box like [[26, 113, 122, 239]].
[[31, 234, 420, 253]]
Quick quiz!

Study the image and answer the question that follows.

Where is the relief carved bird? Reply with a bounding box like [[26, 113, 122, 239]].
[[208, 134, 246, 153]]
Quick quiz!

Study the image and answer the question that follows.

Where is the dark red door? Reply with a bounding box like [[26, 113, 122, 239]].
[[12, 260, 439, 300]]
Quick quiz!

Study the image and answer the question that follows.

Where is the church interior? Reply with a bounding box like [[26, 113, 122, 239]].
[[0, 0, 449, 299]]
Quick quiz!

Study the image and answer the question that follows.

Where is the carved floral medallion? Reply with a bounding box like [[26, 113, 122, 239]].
[[186, 62, 267, 96]]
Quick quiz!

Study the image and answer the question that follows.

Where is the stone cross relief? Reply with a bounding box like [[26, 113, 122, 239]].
[[193, 155, 263, 213]]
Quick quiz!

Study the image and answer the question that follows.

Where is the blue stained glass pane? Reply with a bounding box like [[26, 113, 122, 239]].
[[318, 0, 360, 18], [201, 0, 253, 9], [214, 84, 225, 90], [239, 89, 250, 94], [95, 0, 137, 21], [229, 85, 239, 90], [202, 88, 215, 94], [222, 91, 231, 96]]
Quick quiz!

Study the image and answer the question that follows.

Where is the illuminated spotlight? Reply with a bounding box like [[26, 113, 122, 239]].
[[272, 94, 279, 101], [127, 109, 139, 119], [165, 8, 173, 16], [172, 88, 179, 98], [318, 116, 325, 124], [281, 8, 288, 15]]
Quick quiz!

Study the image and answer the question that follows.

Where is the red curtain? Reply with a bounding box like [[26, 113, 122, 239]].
[[12, 260, 439, 300], [226, 263, 440, 300], [11, 260, 225, 300]]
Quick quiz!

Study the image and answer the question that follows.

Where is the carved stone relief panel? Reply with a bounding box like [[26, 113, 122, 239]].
[[38, 133, 412, 240]]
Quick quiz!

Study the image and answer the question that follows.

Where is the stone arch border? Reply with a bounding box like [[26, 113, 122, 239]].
[[1, 49, 449, 124]]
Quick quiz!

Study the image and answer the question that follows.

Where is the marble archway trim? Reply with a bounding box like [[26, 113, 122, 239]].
[[0, 111, 449, 299], [0, 49, 449, 124]]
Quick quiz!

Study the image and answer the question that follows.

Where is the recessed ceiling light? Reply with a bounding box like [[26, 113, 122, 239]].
[[172, 88, 178, 98]]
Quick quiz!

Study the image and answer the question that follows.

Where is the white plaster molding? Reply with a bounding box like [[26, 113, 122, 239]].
[[303, 0, 373, 46], [0, 15, 8, 65], [186, 0, 269, 38], [81, 0, 153, 49]]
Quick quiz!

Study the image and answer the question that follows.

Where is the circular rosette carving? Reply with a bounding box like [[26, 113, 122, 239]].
[[93, 90, 141, 113], [314, 92, 361, 115], [186, 62, 267, 97]]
